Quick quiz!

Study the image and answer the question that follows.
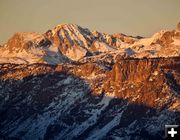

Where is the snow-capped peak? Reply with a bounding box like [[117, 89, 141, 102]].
[[0, 22, 180, 64]]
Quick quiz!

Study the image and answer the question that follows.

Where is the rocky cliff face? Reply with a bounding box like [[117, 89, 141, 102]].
[[0, 56, 179, 140], [0, 22, 180, 140], [105, 57, 180, 109]]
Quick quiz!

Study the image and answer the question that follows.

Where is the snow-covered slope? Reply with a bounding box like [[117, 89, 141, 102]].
[[0, 32, 70, 64], [0, 57, 179, 140], [1, 23, 179, 64], [130, 29, 180, 58]]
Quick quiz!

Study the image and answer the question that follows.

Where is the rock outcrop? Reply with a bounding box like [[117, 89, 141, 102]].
[[104, 57, 180, 109], [0, 56, 179, 140]]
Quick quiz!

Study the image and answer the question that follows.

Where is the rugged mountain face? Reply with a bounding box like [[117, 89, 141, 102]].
[[0, 23, 180, 64], [0, 23, 180, 140], [0, 32, 70, 64], [0, 56, 179, 140]]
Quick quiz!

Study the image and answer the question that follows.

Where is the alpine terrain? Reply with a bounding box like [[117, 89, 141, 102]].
[[0, 22, 180, 140]]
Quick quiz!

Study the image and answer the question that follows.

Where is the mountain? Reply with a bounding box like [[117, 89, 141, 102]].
[[0, 23, 180, 140], [1, 23, 179, 64]]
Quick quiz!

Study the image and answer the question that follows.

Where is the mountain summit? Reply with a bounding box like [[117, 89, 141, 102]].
[[0, 23, 179, 64]]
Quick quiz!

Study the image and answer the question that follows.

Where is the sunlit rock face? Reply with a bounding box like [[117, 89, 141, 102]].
[[0, 23, 180, 140], [0, 22, 180, 64], [106, 57, 180, 108], [0, 56, 179, 140]]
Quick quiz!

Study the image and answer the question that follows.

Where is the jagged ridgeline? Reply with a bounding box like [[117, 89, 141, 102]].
[[0, 23, 180, 140], [0, 23, 180, 64]]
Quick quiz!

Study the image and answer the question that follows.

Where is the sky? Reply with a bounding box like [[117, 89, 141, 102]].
[[0, 0, 180, 44]]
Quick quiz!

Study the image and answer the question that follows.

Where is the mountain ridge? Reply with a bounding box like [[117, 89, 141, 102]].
[[1, 22, 179, 64], [0, 22, 180, 140], [0, 56, 179, 139]]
